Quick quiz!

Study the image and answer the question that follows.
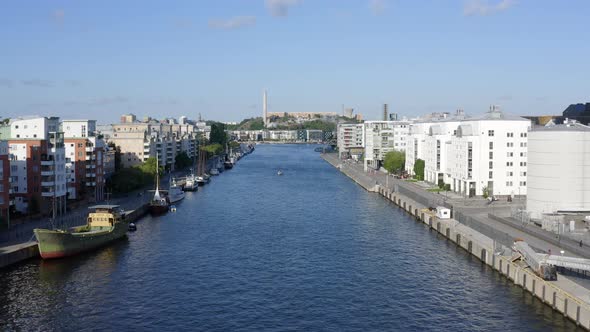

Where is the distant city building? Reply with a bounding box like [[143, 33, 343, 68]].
[[343, 108, 354, 118], [263, 90, 268, 127], [179, 116, 187, 125], [363, 121, 410, 170], [527, 121, 590, 220], [120, 114, 137, 124], [267, 112, 339, 120], [337, 123, 364, 159]]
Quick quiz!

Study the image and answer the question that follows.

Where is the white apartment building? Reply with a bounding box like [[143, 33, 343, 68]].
[[337, 123, 364, 159], [8, 117, 67, 215], [526, 121, 590, 219], [409, 108, 530, 197], [363, 121, 410, 171]]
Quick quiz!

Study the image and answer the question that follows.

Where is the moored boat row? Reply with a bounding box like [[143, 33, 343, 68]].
[[33, 143, 256, 260]]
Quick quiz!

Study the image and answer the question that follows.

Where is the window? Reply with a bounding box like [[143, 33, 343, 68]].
[[489, 142, 493, 149], [506, 181, 513, 187], [507, 142, 513, 147], [489, 171, 493, 179], [520, 181, 527, 186], [489, 151, 493, 159], [507, 152, 513, 157], [489, 161, 493, 169], [507, 132, 514, 137], [520, 162, 527, 166], [520, 142, 527, 147], [520, 152, 526, 157], [506, 171, 513, 177], [506, 162, 513, 166], [488, 130, 495, 136], [11, 165, 17, 172], [520, 171, 527, 176], [520, 133, 527, 137], [78, 143, 83, 148]]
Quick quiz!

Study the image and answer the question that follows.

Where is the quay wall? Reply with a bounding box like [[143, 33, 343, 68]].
[[0, 203, 150, 269], [322, 154, 590, 330]]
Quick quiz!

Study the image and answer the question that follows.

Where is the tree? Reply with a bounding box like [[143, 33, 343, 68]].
[[201, 143, 224, 155], [209, 122, 227, 146], [413, 159, 425, 181], [138, 157, 163, 176], [383, 151, 405, 174], [174, 152, 192, 169]]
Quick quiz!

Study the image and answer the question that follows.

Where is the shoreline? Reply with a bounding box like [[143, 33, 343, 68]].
[[321, 152, 590, 330]]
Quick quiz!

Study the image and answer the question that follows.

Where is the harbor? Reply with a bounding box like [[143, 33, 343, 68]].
[[0, 145, 580, 330]]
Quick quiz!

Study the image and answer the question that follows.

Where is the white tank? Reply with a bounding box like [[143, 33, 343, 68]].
[[527, 124, 590, 219]]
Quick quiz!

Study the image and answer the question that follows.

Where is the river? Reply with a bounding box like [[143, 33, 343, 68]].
[[0, 144, 580, 331]]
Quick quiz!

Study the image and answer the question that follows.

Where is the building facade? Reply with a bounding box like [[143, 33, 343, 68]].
[[363, 121, 410, 170], [337, 123, 364, 159], [0, 141, 9, 220]]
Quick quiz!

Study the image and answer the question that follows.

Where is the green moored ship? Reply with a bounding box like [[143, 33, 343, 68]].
[[34, 205, 130, 259]]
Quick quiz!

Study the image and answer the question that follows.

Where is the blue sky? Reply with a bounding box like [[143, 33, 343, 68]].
[[0, 0, 588, 123]]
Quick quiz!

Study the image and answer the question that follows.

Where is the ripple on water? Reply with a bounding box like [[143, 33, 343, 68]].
[[0, 144, 582, 331]]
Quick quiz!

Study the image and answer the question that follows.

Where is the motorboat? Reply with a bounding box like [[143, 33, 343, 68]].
[[168, 178, 185, 203]]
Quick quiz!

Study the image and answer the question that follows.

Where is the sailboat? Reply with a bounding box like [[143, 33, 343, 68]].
[[149, 153, 169, 215], [183, 148, 198, 191], [196, 146, 211, 184]]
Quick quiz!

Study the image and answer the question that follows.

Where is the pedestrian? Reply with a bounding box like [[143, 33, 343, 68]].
[[548, 249, 551, 255], [580, 240, 583, 247]]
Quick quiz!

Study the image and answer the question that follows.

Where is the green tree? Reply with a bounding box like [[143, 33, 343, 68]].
[[209, 122, 227, 146], [383, 151, 406, 174], [413, 159, 425, 181], [174, 152, 192, 169], [138, 157, 163, 176], [201, 143, 224, 155]]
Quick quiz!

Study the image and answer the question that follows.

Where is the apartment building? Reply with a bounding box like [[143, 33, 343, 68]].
[[337, 123, 364, 159], [0, 141, 9, 219], [62, 120, 106, 202], [363, 121, 410, 171], [7, 117, 67, 215], [109, 119, 197, 170], [408, 108, 530, 197]]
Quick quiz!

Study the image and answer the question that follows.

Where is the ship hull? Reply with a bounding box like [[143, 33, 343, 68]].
[[34, 221, 129, 259], [149, 204, 169, 215]]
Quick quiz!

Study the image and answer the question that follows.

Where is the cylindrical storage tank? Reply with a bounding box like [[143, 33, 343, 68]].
[[527, 125, 590, 219]]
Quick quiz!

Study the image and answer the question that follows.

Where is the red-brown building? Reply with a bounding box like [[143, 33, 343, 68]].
[[0, 141, 10, 220]]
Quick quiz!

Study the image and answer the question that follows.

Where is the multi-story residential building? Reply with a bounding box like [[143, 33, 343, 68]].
[[7, 117, 67, 216], [408, 107, 530, 197], [108, 119, 197, 170], [306, 130, 324, 142], [0, 141, 9, 220], [526, 121, 590, 220], [62, 120, 106, 202], [363, 121, 410, 170], [337, 123, 364, 159]]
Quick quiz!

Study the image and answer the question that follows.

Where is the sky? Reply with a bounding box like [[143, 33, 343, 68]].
[[0, 0, 589, 123]]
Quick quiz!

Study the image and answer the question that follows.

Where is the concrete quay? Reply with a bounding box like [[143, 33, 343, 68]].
[[322, 153, 590, 329]]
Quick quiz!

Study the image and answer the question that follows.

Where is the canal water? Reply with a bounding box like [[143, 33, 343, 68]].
[[0, 144, 580, 331]]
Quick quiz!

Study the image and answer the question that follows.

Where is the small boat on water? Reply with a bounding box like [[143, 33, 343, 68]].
[[277, 170, 283, 176], [168, 178, 185, 203], [34, 205, 129, 259], [183, 173, 198, 192], [170, 205, 177, 212], [224, 160, 233, 169], [128, 222, 137, 232], [196, 175, 209, 186], [149, 154, 169, 215], [210, 168, 219, 176]]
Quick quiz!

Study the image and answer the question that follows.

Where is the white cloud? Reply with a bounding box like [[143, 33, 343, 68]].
[[464, 0, 516, 16], [208, 16, 256, 30], [265, 0, 301, 17], [369, 0, 388, 16]]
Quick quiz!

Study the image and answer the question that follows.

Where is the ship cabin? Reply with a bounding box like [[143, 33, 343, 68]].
[[87, 205, 125, 230]]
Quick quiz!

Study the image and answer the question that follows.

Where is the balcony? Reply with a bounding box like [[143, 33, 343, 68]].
[[86, 182, 96, 187], [41, 181, 55, 187], [85, 147, 94, 152], [86, 173, 96, 178], [85, 155, 96, 161], [86, 164, 96, 169]]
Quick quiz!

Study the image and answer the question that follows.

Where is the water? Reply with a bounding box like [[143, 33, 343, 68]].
[[0, 144, 580, 331]]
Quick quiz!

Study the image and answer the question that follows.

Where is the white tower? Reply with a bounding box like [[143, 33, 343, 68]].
[[263, 90, 268, 127]]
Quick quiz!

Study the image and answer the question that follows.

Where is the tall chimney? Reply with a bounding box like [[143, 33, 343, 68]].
[[263, 90, 268, 127], [383, 104, 388, 121]]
